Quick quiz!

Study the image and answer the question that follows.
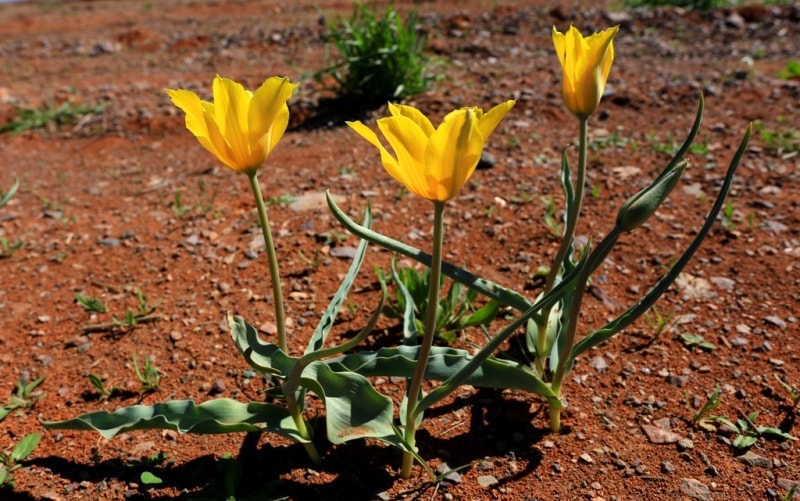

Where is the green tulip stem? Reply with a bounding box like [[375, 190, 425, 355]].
[[248, 172, 288, 354], [536, 116, 589, 368], [283, 390, 322, 465], [544, 116, 588, 295], [548, 228, 620, 433], [401, 200, 445, 479]]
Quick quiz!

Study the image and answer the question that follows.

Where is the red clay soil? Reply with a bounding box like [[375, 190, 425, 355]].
[[1, 0, 799, 500]]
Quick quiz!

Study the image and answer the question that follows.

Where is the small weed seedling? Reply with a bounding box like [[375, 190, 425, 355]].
[[0, 376, 46, 421], [690, 385, 723, 432], [775, 373, 800, 409], [132, 352, 161, 393], [0, 433, 41, 489], [720, 200, 737, 231], [540, 196, 562, 239], [75, 293, 108, 313], [0, 179, 22, 258], [126, 451, 173, 489], [87, 374, 120, 400], [378, 263, 499, 343], [777, 60, 800, 80], [266, 193, 294, 207], [643, 305, 677, 344], [713, 410, 796, 450], [8, 376, 46, 410], [81, 287, 160, 334], [680, 332, 715, 351], [0, 100, 105, 134]]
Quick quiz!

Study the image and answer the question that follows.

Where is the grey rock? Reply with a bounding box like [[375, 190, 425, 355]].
[[477, 151, 496, 170], [777, 478, 800, 498], [677, 438, 695, 451], [666, 374, 689, 387], [589, 355, 608, 371], [435, 463, 462, 484], [642, 424, 682, 444], [680, 478, 712, 501], [737, 451, 772, 469], [477, 475, 498, 488], [329, 246, 357, 259], [661, 461, 676, 474], [765, 315, 787, 329], [710, 276, 736, 291]]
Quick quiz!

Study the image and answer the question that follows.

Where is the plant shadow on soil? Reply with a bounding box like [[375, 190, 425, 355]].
[[24, 389, 547, 500]]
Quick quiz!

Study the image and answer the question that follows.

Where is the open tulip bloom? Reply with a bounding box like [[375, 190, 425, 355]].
[[348, 100, 514, 477], [166, 75, 297, 355], [347, 101, 515, 202], [165, 75, 297, 175]]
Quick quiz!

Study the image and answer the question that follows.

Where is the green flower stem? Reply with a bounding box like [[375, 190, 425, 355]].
[[401, 200, 445, 479], [548, 228, 621, 433], [537, 117, 589, 368], [247, 172, 287, 354], [282, 390, 322, 465]]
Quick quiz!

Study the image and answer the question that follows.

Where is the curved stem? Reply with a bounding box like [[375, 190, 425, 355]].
[[401, 201, 445, 479], [248, 172, 287, 353], [283, 390, 322, 465]]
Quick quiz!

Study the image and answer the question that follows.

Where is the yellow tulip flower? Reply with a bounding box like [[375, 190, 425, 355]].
[[552, 25, 619, 118], [347, 101, 515, 202], [166, 75, 297, 175]]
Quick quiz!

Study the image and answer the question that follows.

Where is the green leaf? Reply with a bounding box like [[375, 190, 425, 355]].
[[758, 426, 796, 441], [733, 434, 758, 449], [0, 179, 19, 210], [327, 190, 531, 312], [328, 345, 554, 397], [10, 433, 40, 462], [42, 399, 304, 442], [300, 362, 399, 445], [0, 406, 15, 422], [230, 314, 401, 447], [304, 206, 372, 355], [571, 119, 751, 359], [140, 471, 162, 485]]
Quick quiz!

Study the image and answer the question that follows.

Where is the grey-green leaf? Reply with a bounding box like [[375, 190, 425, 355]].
[[42, 399, 304, 442]]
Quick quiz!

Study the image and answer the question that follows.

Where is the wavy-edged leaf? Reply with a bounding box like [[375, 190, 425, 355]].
[[42, 399, 304, 442], [301, 361, 400, 445], [230, 313, 401, 447], [328, 345, 553, 397]]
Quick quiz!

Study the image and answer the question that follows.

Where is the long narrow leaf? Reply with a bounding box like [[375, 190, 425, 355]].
[[572, 123, 750, 358], [304, 207, 372, 355], [327, 191, 532, 311]]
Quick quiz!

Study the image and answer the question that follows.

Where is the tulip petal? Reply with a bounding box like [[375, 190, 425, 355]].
[[213, 76, 254, 168], [250, 77, 298, 152], [476, 100, 515, 141], [388, 103, 435, 137], [426, 109, 482, 201], [347, 120, 407, 190], [377, 115, 431, 199], [165, 89, 210, 141]]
